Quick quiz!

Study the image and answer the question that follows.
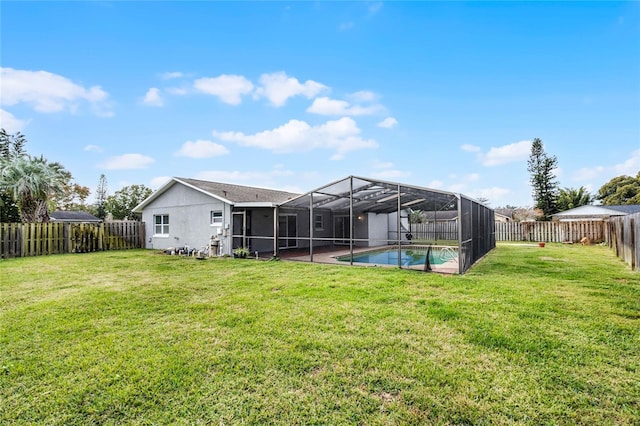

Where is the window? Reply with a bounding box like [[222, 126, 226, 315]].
[[211, 210, 223, 225], [314, 214, 324, 230], [154, 214, 169, 235]]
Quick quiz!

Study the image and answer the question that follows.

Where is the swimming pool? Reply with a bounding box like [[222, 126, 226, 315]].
[[336, 246, 457, 267]]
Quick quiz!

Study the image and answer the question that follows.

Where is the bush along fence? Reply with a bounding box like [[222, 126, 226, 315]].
[[0, 221, 145, 259], [608, 212, 639, 271]]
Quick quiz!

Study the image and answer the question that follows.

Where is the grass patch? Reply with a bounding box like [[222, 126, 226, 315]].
[[1, 243, 639, 424]]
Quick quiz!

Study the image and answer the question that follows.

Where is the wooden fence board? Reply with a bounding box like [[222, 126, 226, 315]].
[[0, 221, 145, 258], [608, 213, 639, 271]]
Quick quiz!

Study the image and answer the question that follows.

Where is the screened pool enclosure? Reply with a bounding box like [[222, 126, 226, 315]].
[[231, 176, 495, 274]]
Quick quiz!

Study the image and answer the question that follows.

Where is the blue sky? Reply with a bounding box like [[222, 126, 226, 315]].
[[1, 1, 638, 207]]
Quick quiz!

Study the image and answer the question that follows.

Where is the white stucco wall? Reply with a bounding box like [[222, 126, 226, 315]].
[[367, 212, 389, 246], [141, 183, 233, 255], [387, 210, 411, 243]]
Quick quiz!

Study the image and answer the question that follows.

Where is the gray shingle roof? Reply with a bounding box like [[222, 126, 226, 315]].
[[605, 205, 640, 214], [50, 211, 102, 222], [177, 177, 300, 203]]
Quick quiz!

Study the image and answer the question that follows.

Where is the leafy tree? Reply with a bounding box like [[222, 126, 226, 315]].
[[527, 138, 559, 220], [53, 181, 91, 211], [105, 184, 152, 220], [512, 206, 544, 222], [0, 128, 27, 159], [409, 209, 426, 224], [0, 155, 70, 222], [94, 174, 108, 220], [596, 172, 640, 205], [0, 129, 27, 222], [556, 186, 594, 211]]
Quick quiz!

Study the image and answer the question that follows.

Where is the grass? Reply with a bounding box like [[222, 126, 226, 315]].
[[1, 243, 639, 425]]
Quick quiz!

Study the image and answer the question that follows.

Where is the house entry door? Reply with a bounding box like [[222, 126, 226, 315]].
[[232, 211, 247, 249], [334, 215, 350, 245], [278, 214, 297, 249]]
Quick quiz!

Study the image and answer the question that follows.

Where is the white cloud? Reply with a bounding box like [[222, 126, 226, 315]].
[[99, 153, 155, 170], [142, 87, 163, 107], [193, 74, 254, 105], [377, 117, 398, 129], [427, 180, 444, 189], [368, 2, 383, 15], [255, 72, 327, 107], [174, 139, 229, 158], [339, 22, 355, 31], [445, 173, 482, 193], [614, 149, 640, 175], [371, 169, 411, 179], [372, 160, 394, 169], [466, 173, 480, 182], [212, 117, 377, 160], [461, 144, 481, 152], [481, 140, 531, 166], [572, 149, 640, 182], [166, 87, 188, 95], [150, 176, 171, 189], [0, 67, 111, 116], [84, 144, 103, 153], [160, 71, 184, 80], [370, 160, 410, 179], [0, 108, 28, 132], [195, 169, 296, 190], [475, 187, 511, 202], [307, 97, 384, 116], [348, 91, 377, 103]]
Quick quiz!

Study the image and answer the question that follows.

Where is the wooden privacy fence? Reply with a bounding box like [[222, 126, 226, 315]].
[[410, 222, 458, 241], [412, 220, 607, 243], [0, 221, 145, 259], [495, 221, 607, 243], [608, 212, 639, 271]]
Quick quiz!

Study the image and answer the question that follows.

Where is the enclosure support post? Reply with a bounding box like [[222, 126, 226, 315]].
[[273, 206, 279, 257], [397, 184, 402, 269], [349, 177, 354, 265], [457, 195, 463, 274], [309, 193, 314, 263]]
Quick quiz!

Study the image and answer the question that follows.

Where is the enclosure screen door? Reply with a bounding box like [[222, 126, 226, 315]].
[[232, 211, 246, 249], [278, 214, 297, 248], [334, 215, 350, 245]]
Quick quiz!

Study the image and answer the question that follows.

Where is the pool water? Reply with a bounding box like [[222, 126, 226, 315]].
[[337, 247, 457, 267]]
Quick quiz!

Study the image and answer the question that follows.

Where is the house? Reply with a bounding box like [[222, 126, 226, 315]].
[[494, 208, 514, 222], [419, 210, 458, 223], [133, 176, 495, 273], [551, 204, 640, 222], [50, 211, 102, 223], [132, 177, 300, 255]]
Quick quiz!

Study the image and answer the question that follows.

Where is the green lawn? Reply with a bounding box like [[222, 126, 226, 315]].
[[1, 243, 639, 425]]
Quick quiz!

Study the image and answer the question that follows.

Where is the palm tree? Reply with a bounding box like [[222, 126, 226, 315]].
[[0, 155, 70, 222], [556, 186, 594, 211]]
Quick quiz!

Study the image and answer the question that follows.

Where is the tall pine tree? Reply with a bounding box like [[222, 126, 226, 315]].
[[527, 138, 559, 220]]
